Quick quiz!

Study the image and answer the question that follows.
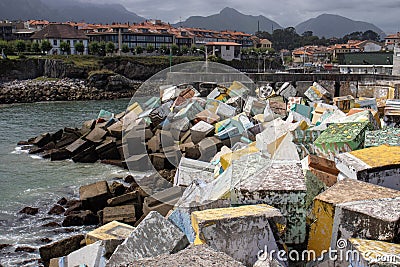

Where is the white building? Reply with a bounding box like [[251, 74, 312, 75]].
[[31, 24, 89, 55], [205, 42, 241, 61]]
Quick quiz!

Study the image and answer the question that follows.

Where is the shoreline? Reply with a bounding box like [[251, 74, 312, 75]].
[[0, 78, 142, 105]]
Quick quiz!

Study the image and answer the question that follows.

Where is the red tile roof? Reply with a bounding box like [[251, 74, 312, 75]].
[[205, 42, 241, 46], [31, 24, 88, 40]]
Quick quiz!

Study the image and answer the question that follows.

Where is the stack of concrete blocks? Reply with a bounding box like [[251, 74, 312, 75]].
[[307, 179, 400, 263], [106, 211, 189, 267], [191, 205, 287, 266], [335, 145, 400, 190], [231, 157, 307, 246]]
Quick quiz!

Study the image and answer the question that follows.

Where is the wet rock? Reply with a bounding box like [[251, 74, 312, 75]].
[[50, 149, 71, 161], [65, 199, 81, 208], [102, 205, 136, 225], [0, 244, 11, 250], [109, 181, 126, 196], [79, 181, 111, 212], [39, 234, 84, 265], [40, 238, 52, 244], [107, 192, 138, 207], [124, 175, 135, 184], [64, 201, 83, 216], [42, 222, 61, 228], [62, 210, 99, 227], [19, 206, 39, 215], [15, 246, 36, 253], [57, 197, 68, 206], [33, 133, 52, 148], [17, 140, 30, 146], [48, 205, 65, 215]]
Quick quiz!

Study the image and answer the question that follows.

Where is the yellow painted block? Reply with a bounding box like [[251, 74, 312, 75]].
[[307, 199, 335, 259], [127, 102, 143, 115], [349, 238, 400, 261], [85, 220, 135, 245], [220, 143, 259, 170], [350, 145, 400, 168], [307, 179, 400, 260], [191, 204, 278, 245]]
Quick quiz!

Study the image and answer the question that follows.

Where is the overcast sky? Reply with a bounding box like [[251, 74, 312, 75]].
[[83, 0, 399, 33]]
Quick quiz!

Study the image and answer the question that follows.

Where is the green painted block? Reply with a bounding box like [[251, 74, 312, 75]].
[[365, 128, 400, 148], [314, 122, 373, 160]]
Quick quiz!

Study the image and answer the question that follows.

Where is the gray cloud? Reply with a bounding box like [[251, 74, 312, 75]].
[[80, 0, 399, 33]]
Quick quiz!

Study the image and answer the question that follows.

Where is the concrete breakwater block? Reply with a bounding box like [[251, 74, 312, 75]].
[[86, 220, 135, 245], [313, 121, 372, 160], [335, 145, 400, 190], [123, 244, 246, 267], [191, 205, 286, 267], [331, 197, 400, 249], [55, 240, 121, 267], [307, 179, 400, 260], [39, 234, 85, 265], [167, 200, 231, 243], [173, 157, 215, 187], [79, 181, 111, 212], [106, 211, 189, 267], [102, 204, 136, 225], [345, 238, 400, 267], [231, 161, 307, 245]]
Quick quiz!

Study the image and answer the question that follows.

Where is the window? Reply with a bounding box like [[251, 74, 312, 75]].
[[67, 40, 70, 45], [53, 39, 58, 46], [226, 46, 230, 50]]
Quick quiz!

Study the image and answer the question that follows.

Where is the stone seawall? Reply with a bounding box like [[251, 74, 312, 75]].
[[0, 78, 140, 104]]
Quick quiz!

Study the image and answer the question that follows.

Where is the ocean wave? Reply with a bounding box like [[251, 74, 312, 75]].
[[29, 155, 43, 160], [11, 146, 30, 155]]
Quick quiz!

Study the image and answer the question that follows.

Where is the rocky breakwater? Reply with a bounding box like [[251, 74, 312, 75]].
[[16, 80, 400, 266], [0, 74, 141, 104]]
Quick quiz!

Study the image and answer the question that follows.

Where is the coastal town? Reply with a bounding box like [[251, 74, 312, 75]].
[[0, 18, 399, 74], [0, 4, 400, 267]]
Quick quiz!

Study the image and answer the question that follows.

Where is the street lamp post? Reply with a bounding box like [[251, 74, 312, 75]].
[[197, 47, 208, 72]]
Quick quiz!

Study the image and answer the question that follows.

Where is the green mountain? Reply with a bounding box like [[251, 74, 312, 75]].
[[295, 14, 386, 38], [174, 7, 282, 34], [0, 0, 145, 24]]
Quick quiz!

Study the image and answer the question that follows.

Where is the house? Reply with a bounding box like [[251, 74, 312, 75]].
[[31, 24, 89, 55], [329, 41, 362, 60], [86, 20, 175, 50], [205, 41, 241, 61], [0, 21, 13, 40], [292, 49, 313, 65], [385, 33, 400, 50], [337, 51, 393, 75], [254, 38, 272, 49], [357, 40, 383, 52]]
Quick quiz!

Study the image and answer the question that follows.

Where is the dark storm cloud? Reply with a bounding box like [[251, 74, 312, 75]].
[[82, 0, 399, 33]]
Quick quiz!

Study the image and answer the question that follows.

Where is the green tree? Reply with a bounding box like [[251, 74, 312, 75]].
[[362, 30, 380, 41], [60, 41, 70, 54], [171, 44, 179, 55], [31, 42, 41, 53], [146, 44, 154, 53], [190, 44, 198, 54], [98, 41, 106, 56], [181, 45, 189, 55], [159, 44, 169, 55], [40, 40, 52, 54], [105, 42, 115, 54], [15, 40, 26, 54], [121, 44, 130, 53], [135, 46, 143, 54], [89, 41, 100, 55], [74, 42, 85, 54]]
